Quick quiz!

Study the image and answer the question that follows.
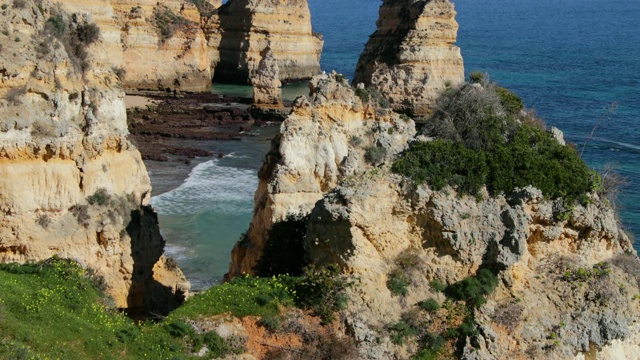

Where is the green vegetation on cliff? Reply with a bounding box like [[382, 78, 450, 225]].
[[0, 259, 349, 359], [392, 79, 597, 204]]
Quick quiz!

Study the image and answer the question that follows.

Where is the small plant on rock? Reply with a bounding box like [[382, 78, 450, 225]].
[[417, 298, 440, 313], [36, 214, 51, 228], [364, 145, 387, 165], [12, 0, 25, 9], [87, 188, 109, 205]]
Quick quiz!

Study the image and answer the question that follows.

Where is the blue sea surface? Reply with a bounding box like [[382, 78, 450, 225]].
[[154, 0, 640, 288]]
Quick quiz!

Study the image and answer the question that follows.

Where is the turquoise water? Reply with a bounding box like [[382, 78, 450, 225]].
[[211, 82, 310, 102], [150, 129, 277, 289], [154, 0, 640, 289]]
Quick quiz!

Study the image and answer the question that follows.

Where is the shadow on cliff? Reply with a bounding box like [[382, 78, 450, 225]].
[[213, 1, 253, 85], [353, 1, 427, 85], [125, 206, 185, 318]]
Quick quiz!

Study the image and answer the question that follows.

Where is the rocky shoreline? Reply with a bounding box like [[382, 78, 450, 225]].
[[126, 92, 286, 163]]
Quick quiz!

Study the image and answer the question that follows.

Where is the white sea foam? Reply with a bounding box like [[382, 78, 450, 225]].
[[595, 138, 640, 151], [151, 160, 257, 216], [224, 152, 249, 159], [163, 243, 192, 261]]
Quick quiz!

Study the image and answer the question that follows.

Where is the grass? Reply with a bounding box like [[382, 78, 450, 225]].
[[0, 260, 292, 359], [0, 256, 351, 359], [172, 275, 296, 319]]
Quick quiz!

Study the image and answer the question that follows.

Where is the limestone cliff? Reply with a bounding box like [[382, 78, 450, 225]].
[[57, 0, 214, 92], [353, 0, 465, 115], [251, 47, 283, 106], [232, 73, 640, 358], [56, 0, 322, 92], [213, 0, 323, 84], [227, 73, 416, 277], [0, 0, 188, 311], [306, 176, 639, 359]]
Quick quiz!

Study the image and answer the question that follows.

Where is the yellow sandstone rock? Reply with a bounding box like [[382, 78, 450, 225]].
[[0, 0, 188, 311]]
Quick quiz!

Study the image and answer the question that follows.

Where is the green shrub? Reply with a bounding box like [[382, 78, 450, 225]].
[[43, 14, 100, 72], [388, 321, 419, 345], [387, 275, 409, 297], [153, 6, 193, 41], [413, 348, 440, 360], [496, 87, 524, 116], [165, 256, 179, 271], [1, 4, 8, 10], [443, 327, 460, 339], [355, 87, 371, 102], [36, 214, 51, 228], [87, 188, 109, 205], [422, 332, 445, 351], [458, 317, 479, 337], [445, 269, 498, 308], [45, 15, 66, 37], [188, 0, 217, 16], [392, 140, 488, 196], [469, 71, 486, 84], [164, 320, 193, 338], [394, 83, 595, 204], [112, 66, 126, 80], [429, 279, 447, 293], [349, 135, 363, 146], [354, 86, 390, 108], [364, 146, 387, 165], [200, 331, 230, 358], [258, 315, 282, 332], [75, 23, 100, 45], [69, 204, 91, 227], [417, 298, 440, 313], [295, 264, 350, 324]]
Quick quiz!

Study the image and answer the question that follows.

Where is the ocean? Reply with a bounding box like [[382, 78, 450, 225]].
[[152, 0, 640, 289]]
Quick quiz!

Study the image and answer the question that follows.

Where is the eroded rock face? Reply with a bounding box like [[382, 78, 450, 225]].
[[353, 0, 465, 115], [227, 73, 416, 277], [213, 0, 323, 84], [250, 47, 282, 106], [0, 0, 188, 311], [305, 173, 638, 358], [55, 0, 322, 92], [234, 69, 640, 360], [57, 0, 214, 92]]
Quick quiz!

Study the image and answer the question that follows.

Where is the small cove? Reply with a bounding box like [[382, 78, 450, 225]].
[[151, 0, 640, 290]]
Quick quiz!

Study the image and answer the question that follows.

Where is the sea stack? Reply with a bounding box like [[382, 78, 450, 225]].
[[251, 47, 283, 106], [214, 0, 323, 84], [354, 0, 465, 115], [0, 0, 188, 312]]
